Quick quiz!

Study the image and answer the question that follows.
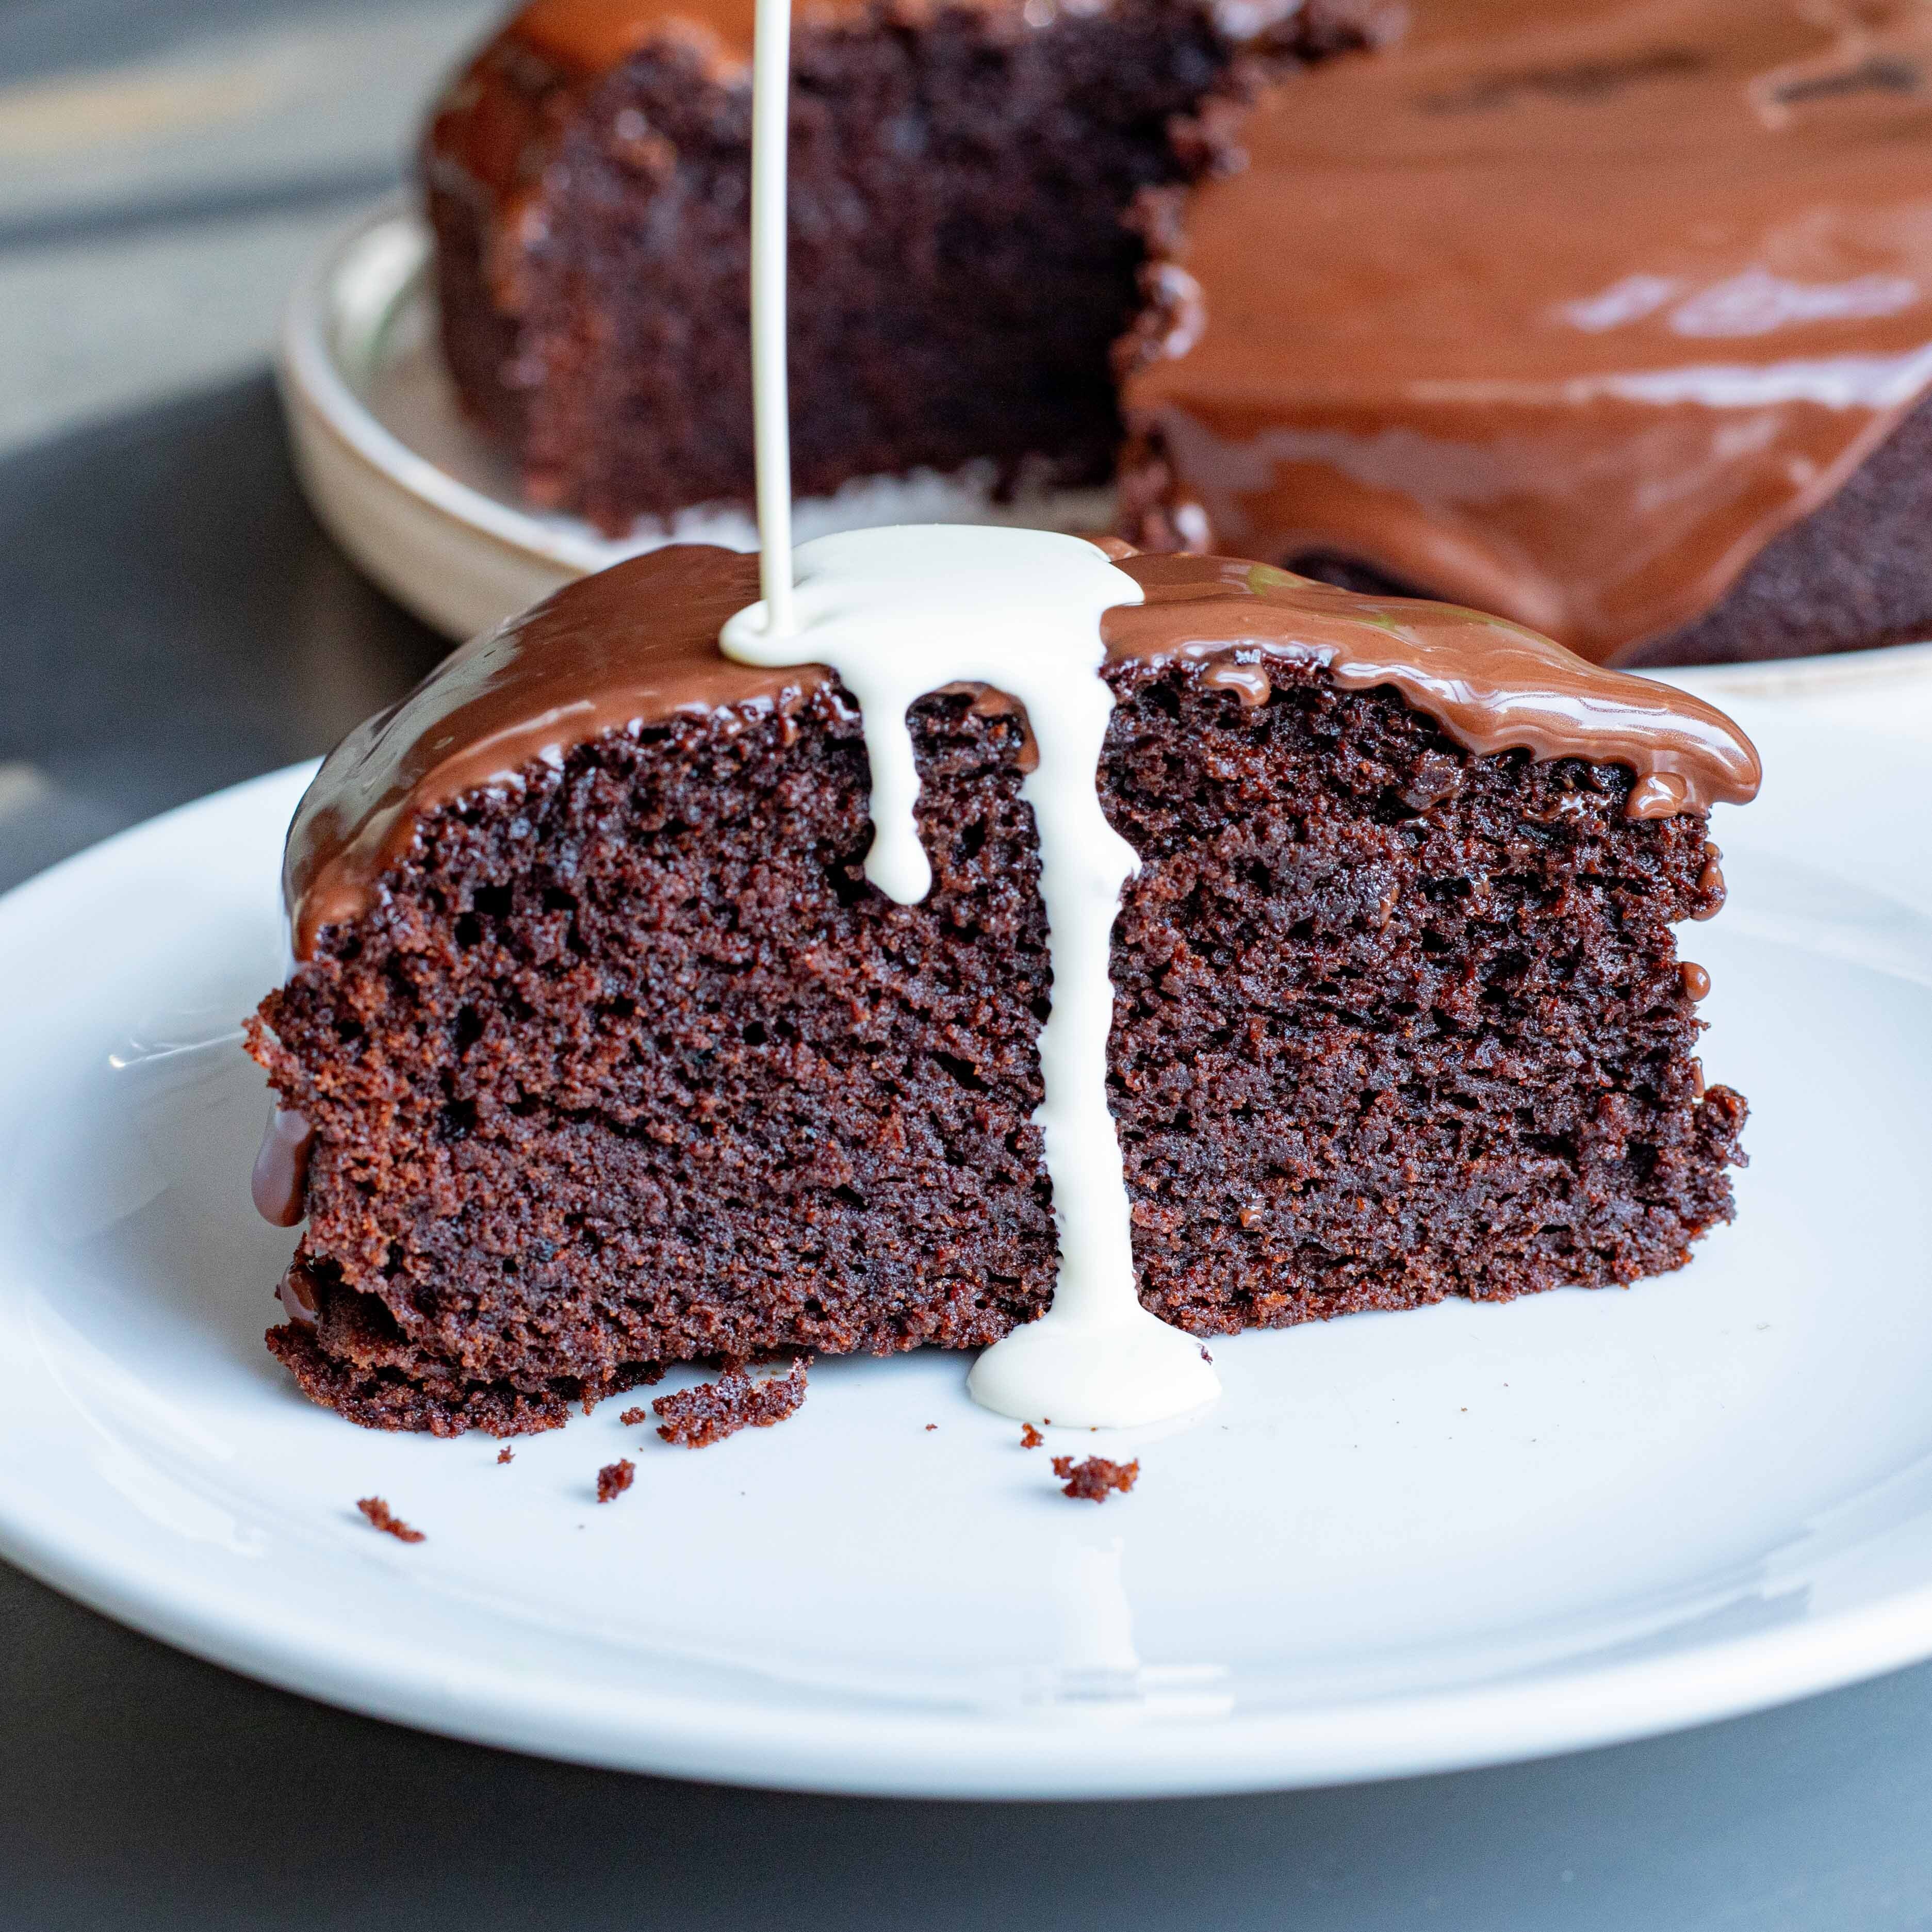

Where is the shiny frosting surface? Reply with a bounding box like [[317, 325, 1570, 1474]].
[[510, 0, 762, 71], [285, 542, 1759, 960], [1124, 0, 1932, 663]]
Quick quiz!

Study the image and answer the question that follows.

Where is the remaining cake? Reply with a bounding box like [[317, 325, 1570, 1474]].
[[248, 539, 1758, 1436], [1119, 0, 1932, 667], [421, 0, 1392, 535], [425, 0, 1932, 667]]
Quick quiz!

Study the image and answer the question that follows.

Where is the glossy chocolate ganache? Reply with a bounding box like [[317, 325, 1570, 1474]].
[[1123, 0, 1932, 666], [285, 540, 1760, 962]]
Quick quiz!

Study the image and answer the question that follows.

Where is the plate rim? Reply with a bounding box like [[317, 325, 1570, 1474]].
[[3, 754, 1932, 1797], [8, 1458, 1932, 1802]]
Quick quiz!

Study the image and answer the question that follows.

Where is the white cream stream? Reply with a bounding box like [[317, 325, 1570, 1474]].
[[723, 528, 1220, 1427], [722, 0, 1218, 1427]]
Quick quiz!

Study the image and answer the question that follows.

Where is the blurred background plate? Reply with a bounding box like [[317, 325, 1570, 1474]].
[[279, 201, 1120, 640]]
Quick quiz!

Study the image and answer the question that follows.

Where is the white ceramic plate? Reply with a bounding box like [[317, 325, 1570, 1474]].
[[2, 708, 1930, 1797], [274, 200, 1932, 729]]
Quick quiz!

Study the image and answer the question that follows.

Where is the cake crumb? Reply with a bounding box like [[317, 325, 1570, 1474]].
[[357, 1497, 425, 1542], [1051, 1455, 1139, 1503], [1020, 1423, 1044, 1449], [654, 1358, 810, 1448], [1200, 1346, 1214, 1363], [925, 1423, 937, 1432], [596, 1459, 635, 1503], [618, 1407, 649, 1426], [497, 1446, 514, 1465]]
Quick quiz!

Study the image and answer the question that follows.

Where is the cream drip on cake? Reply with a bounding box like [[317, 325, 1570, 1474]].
[[719, 0, 1218, 1426], [724, 527, 1222, 1426]]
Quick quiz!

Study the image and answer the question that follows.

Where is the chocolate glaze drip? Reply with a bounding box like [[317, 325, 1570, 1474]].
[[283, 542, 1759, 964], [277, 1265, 321, 1329], [1123, 0, 1932, 663], [1694, 844, 1728, 916], [251, 1105, 314, 1226], [286, 549, 817, 960], [1106, 554, 1760, 804]]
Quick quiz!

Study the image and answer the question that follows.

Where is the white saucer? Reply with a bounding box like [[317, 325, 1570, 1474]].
[[2, 701, 1929, 1796]]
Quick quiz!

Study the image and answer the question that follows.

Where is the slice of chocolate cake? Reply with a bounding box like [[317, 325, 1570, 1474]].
[[421, 0, 1392, 535], [247, 536, 1758, 1435]]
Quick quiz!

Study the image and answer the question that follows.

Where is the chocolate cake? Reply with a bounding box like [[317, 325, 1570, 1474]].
[[421, 0, 1391, 535], [425, 0, 1932, 667], [248, 538, 1758, 1436], [1119, 0, 1932, 666]]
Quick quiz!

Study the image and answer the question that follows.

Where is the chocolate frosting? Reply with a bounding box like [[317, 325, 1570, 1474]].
[[1106, 552, 1761, 813], [251, 1105, 315, 1225], [511, 0, 762, 73], [284, 542, 1759, 960], [1123, 0, 1932, 664], [287, 548, 817, 959]]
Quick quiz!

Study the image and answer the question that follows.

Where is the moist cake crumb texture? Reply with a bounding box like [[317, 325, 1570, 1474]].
[[596, 1458, 636, 1501], [357, 1497, 426, 1542], [250, 545, 1754, 1435], [425, 0, 1388, 535], [653, 1363, 811, 1447], [1053, 1454, 1140, 1501]]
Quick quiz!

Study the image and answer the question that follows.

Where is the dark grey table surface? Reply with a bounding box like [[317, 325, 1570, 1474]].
[[6, 349, 1932, 1932]]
